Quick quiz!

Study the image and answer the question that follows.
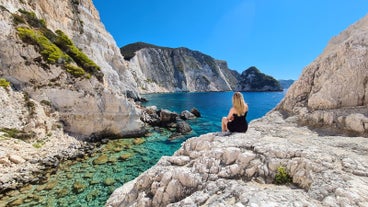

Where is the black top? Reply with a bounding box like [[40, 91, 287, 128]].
[[227, 112, 248, 132]]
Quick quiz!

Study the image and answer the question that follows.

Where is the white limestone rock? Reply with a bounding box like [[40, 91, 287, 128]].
[[106, 111, 368, 207], [0, 0, 144, 137], [276, 14, 368, 136]]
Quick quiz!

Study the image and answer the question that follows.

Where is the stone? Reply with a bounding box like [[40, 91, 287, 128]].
[[176, 120, 192, 134], [345, 113, 368, 133], [73, 181, 86, 194], [104, 178, 116, 186], [141, 107, 161, 126], [190, 108, 201, 117], [8, 155, 25, 164], [93, 154, 108, 165], [180, 110, 196, 120], [167, 156, 190, 166], [133, 138, 145, 145], [160, 109, 178, 124], [120, 153, 133, 161]]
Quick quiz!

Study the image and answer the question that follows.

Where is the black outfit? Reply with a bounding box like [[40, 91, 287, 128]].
[[227, 112, 248, 132]]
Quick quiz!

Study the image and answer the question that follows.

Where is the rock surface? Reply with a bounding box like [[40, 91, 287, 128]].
[[0, 0, 144, 137], [124, 43, 235, 93], [106, 111, 368, 207], [276, 14, 368, 137], [140, 107, 193, 138], [0, 87, 83, 192]]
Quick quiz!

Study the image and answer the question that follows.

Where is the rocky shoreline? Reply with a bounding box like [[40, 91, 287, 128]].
[[106, 111, 368, 206], [0, 133, 98, 195], [0, 96, 200, 204]]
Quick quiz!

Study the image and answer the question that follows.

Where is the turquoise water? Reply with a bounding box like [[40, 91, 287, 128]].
[[0, 91, 285, 207]]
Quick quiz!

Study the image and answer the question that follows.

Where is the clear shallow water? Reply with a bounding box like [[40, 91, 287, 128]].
[[1, 91, 285, 207]]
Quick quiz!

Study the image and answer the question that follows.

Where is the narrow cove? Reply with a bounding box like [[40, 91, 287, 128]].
[[1, 91, 285, 207]]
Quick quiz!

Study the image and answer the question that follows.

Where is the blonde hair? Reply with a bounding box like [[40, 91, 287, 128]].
[[232, 92, 246, 116]]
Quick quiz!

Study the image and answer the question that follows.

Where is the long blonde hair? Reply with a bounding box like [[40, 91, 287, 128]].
[[232, 92, 247, 116]]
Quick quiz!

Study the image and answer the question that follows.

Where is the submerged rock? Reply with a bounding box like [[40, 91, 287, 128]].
[[93, 154, 108, 165], [104, 178, 116, 186], [73, 181, 86, 194]]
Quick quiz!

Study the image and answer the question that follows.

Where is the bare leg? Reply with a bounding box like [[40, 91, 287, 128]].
[[221, 117, 228, 132]]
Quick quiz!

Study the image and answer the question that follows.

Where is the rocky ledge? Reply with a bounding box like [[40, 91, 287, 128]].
[[106, 111, 368, 207]]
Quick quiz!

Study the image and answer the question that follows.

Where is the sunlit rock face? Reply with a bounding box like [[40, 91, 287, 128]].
[[123, 43, 282, 94], [126, 45, 236, 93], [276, 14, 368, 136], [0, 0, 144, 137]]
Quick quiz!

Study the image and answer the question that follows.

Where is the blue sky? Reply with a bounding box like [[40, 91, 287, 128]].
[[93, 0, 368, 80]]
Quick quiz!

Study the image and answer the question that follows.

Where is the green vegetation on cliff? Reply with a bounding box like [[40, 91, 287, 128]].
[[0, 78, 10, 88], [17, 27, 71, 64], [13, 9, 103, 81], [0, 128, 35, 140], [120, 42, 171, 60]]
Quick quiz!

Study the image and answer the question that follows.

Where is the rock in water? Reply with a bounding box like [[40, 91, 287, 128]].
[[190, 108, 201, 117], [180, 110, 196, 120]]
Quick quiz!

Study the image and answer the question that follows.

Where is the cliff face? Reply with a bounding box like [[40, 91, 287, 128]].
[[123, 43, 282, 94], [276, 14, 368, 136], [124, 43, 235, 93], [0, 0, 143, 137]]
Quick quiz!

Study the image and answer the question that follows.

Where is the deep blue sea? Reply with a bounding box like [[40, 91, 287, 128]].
[[1, 91, 286, 207], [142, 91, 286, 136]]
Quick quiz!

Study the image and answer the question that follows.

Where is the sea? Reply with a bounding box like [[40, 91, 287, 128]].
[[1, 91, 286, 207]]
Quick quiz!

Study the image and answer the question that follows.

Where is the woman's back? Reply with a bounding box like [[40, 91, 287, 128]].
[[227, 111, 248, 132]]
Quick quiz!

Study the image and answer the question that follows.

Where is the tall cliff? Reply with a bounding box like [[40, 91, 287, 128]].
[[122, 42, 236, 93], [122, 42, 282, 94], [276, 13, 368, 137], [0, 0, 144, 138]]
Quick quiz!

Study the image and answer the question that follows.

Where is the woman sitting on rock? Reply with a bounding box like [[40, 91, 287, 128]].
[[221, 92, 248, 133]]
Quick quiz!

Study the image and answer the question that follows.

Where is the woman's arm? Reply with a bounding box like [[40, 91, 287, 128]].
[[226, 107, 235, 121]]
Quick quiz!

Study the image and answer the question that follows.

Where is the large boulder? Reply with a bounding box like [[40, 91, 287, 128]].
[[276, 14, 368, 136]]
